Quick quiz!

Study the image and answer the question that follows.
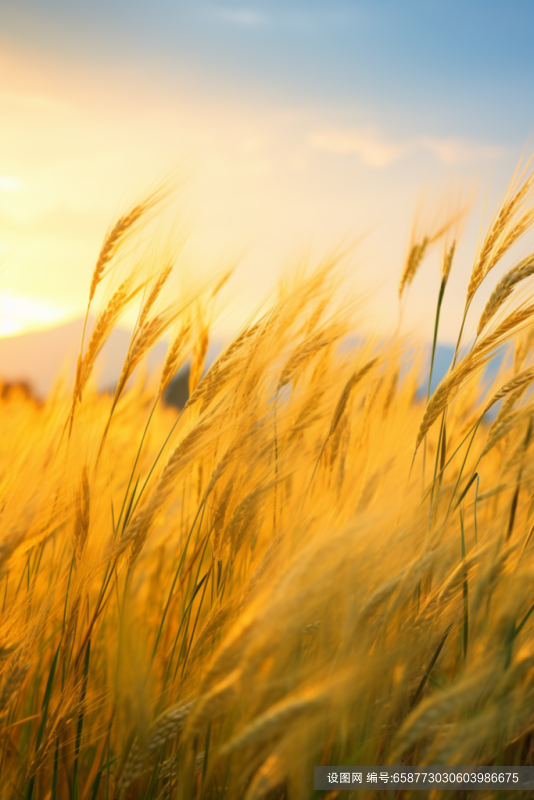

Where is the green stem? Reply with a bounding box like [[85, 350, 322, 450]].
[[72, 639, 91, 800], [460, 509, 469, 662], [150, 499, 207, 664], [115, 395, 160, 536], [426, 277, 447, 402], [129, 404, 188, 521]]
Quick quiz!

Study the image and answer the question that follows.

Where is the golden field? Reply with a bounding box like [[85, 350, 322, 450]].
[[2, 162, 534, 799]]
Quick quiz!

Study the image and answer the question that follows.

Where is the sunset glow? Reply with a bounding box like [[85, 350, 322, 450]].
[[0, 290, 67, 337], [1, 2, 533, 349]]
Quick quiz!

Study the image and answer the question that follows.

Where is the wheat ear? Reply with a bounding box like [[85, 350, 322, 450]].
[[482, 403, 534, 457], [329, 357, 378, 438], [119, 701, 194, 795], [0, 654, 31, 716], [89, 182, 171, 303], [187, 670, 240, 735], [390, 666, 495, 763], [73, 467, 90, 562], [466, 167, 534, 305], [483, 366, 534, 414], [478, 254, 534, 335], [417, 301, 534, 448], [186, 318, 264, 410], [159, 319, 193, 394], [74, 277, 144, 402], [114, 311, 176, 402], [189, 325, 210, 396], [137, 260, 174, 330], [278, 326, 343, 390], [399, 237, 429, 298], [245, 752, 286, 800], [220, 685, 327, 756]]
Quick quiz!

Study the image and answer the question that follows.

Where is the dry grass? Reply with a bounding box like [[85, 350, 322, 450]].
[[2, 164, 534, 800]]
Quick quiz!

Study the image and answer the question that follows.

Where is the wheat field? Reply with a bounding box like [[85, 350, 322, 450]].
[[2, 161, 534, 800]]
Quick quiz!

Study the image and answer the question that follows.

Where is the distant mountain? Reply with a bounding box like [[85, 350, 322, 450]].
[[427, 343, 455, 395], [0, 318, 220, 399], [0, 318, 152, 398], [164, 366, 191, 409], [0, 320, 505, 406], [420, 341, 505, 403]]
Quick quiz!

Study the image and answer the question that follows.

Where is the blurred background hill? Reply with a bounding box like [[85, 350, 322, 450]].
[[0, 317, 462, 407], [0, 319, 221, 405]]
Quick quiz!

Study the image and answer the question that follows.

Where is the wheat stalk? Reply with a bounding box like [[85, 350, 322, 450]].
[[390, 666, 496, 762], [0, 654, 31, 716], [73, 467, 90, 562], [122, 406, 226, 562]]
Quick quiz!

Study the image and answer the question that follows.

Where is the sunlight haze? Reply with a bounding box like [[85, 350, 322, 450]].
[[1, 1, 533, 354]]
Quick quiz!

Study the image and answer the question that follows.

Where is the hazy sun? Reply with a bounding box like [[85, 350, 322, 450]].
[[0, 290, 67, 337]]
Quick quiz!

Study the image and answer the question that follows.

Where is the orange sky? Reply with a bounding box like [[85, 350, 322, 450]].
[[0, 28, 530, 348]]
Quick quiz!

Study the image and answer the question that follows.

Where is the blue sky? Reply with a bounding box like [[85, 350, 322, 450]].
[[5, 0, 533, 136]]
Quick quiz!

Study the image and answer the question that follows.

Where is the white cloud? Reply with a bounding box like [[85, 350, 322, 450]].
[[419, 137, 503, 164], [308, 127, 503, 167], [211, 7, 267, 26], [200, 5, 367, 30], [308, 128, 408, 166]]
